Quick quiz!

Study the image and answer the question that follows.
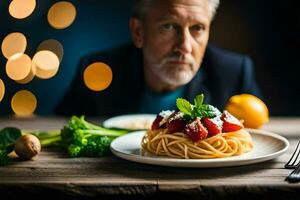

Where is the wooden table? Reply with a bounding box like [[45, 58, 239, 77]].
[[0, 117, 300, 200]]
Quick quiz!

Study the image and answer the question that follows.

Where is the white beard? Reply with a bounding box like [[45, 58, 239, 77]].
[[151, 55, 196, 86], [155, 65, 194, 86]]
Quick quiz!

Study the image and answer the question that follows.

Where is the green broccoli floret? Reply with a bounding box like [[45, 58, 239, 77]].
[[0, 149, 9, 166], [84, 136, 113, 157], [61, 116, 129, 157], [68, 144, 83, 157]]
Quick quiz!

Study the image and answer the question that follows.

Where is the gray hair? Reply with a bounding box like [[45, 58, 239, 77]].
[[208, 0, 220, 19], [132, 0, 220, 21]]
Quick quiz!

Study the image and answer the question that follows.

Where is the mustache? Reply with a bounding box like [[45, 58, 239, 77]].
[[161, 54, 194, 65]]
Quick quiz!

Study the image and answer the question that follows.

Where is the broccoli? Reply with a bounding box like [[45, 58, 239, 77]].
[[61, 116, 129, 157]]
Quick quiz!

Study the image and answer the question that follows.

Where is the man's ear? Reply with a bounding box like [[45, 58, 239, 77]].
[[129, 17, 144, 48]]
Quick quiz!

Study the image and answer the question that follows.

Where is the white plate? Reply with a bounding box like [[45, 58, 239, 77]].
[[103, 114, 156, 130], [110, 129, 289, 168]]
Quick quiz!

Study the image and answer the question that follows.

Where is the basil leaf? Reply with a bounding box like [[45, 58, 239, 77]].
[[0, 127, 22, 152], [176, 98, 193, 116], [194, 94, 204, 109]]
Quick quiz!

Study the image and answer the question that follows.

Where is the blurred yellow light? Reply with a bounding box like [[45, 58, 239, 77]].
[[17, 62, 36, 84], [9, 0, 36, 19], [0, 79, 5, 102], [1, 32, 27, 59], [47, 1, 76, 29], [37, 39, 64, 62], [32, 50, 60, 79], [11, 90, 37, 117], [6, 53, 33, 83], [83, 62, 113, 92]]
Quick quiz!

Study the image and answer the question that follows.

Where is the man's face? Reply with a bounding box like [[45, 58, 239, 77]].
[[138, 0, 210, 88]]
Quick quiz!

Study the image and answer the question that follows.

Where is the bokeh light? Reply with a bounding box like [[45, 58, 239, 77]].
[[47, 1, 77, 29], [9, 0, 36, 19], [11, 90, 37, 117], [83, 62, 113, 91], [1, 32, 27, 59], [37, 39, 64, 62], [0, 79, 5, 102], [17, 61, 36, 85], [32, 50, 60, 79], [5, 53, 33, 84]]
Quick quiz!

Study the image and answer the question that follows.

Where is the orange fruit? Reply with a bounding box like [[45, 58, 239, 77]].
[[225, 94, 269, 129]]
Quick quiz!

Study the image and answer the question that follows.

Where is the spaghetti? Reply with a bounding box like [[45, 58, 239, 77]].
[[141, 128, 253, 159]]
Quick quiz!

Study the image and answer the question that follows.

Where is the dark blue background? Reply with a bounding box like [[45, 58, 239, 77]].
[[0, 0, 133, 115]]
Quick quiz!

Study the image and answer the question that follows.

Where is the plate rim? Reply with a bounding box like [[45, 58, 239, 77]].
[[103, 114, 156, 128], [110, 128, 290, 168]]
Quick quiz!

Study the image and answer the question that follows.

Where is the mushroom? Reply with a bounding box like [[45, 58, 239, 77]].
[[14, 134, 41, 160]]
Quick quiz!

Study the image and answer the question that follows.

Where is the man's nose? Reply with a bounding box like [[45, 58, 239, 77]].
[[175, 29, 192, 54]]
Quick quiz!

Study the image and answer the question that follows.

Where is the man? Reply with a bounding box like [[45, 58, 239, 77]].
[[55, 0, 261, 116]]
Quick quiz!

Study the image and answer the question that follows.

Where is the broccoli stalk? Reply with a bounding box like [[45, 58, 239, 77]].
[[61, 116, 129, 157], [39, 135, 61, 147], [24, 130, 62, 147]]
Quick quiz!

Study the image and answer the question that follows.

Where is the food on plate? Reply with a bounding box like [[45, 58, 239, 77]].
[[142, 94, 253, 159], [225, 94, 269, 128], [14, 134, 41, 160]]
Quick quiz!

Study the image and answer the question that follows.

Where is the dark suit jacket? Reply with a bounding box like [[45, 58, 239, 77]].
[[55, 43, 261, 116]]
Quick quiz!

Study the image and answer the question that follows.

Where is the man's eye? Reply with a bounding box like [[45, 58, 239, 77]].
[[162, 24, 175, 31], [191, 25, 205, 32]]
